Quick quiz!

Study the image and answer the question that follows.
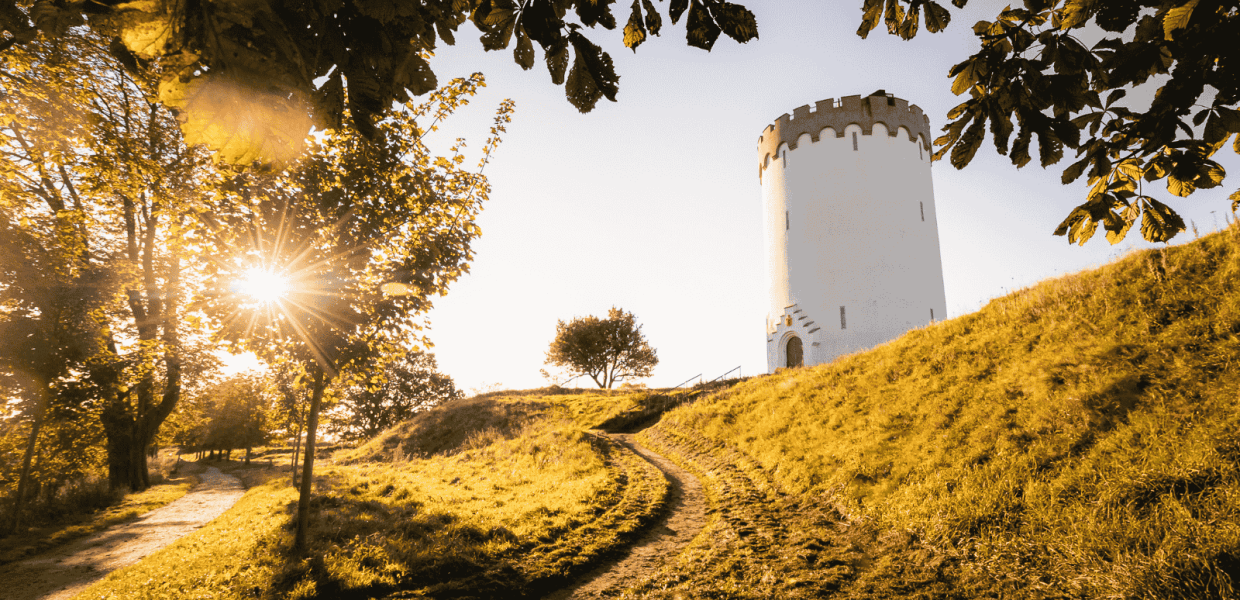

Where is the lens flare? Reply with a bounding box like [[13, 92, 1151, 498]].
[[234, 268, 290, 304]]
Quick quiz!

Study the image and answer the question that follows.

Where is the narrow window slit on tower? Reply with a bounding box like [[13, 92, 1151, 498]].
[[920, 202, 925, 222], [919, 143, 923, 160], [786, 210, 789, 230], [840, 306, 847, 329], [930, 308, 935, 321], [852, 132, 858, 151]]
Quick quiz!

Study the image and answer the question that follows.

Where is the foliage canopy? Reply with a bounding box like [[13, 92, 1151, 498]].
[[0, 0, 756, 164], [545, 307, 658, 389], [327, 352, 461, 443], [860, 0, 1240, 245]]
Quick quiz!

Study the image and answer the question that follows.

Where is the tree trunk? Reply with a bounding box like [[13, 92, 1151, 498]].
[[294, 367, 328, 550], [290, 414, 304, 487], [101, 391, 135, 491], [7, 383, 50, 535]]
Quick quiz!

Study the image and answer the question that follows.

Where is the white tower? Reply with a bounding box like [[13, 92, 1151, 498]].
[[759, 91, 947, 372]]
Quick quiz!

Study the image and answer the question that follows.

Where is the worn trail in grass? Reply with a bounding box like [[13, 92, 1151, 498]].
[[545, 432, 708, 599], [0, 466, 243, 600]]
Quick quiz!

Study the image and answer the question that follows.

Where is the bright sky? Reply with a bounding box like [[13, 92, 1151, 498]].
[[277, 3, 1240, 393]]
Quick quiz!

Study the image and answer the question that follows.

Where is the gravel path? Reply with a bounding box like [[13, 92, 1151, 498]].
[[0, 466, 244, 600], [545, 432, 708, 599]]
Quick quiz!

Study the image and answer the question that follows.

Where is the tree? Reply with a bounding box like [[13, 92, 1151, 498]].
[[327, 352, 461, 443], [0, 29, 215, 492], [859, 0, 1240, 245], [545, 307, 658, 389], [268, 361, 311, 485], [198, 375, 273, 464], [0, 0, 757, 165], [0, 189, 116, 532], [198, 74, 511, 549]]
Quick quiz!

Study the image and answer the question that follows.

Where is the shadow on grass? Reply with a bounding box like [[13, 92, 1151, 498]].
[[268, 476, 535, 600]]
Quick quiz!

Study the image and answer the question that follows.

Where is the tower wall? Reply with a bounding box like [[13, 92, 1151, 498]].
[[760, 92, 948, 372]]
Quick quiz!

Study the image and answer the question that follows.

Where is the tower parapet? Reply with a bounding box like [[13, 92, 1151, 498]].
[[757, 90, 931, 173]]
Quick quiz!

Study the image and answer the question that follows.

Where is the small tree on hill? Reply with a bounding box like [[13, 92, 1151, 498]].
[[546, 307, 658, 389], [327, 352, 461, 443]]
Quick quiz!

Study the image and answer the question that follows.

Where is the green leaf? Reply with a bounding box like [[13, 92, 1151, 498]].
[[858, 0, 884, 38], [545, 38, 570, 85], [1218, 108, 1240, 132], [1036, 129, 1063, 167], [316, 72, 345, 131], [514, 26, 535, 69], [1057, 0, 1096, 30], [1061, 156, 1089, 184], [1204, 111, 1236, 145], [642, 0, 663, 35], [669, 0, 689, 24], [521, 0, 563, 47], [1144, 155, 1169, 181], [685, 0, 722, 50], [575, 0, 618, 29], [712, 1, 758, 42], [393, 49, 437, 97], [1140, 196, 1185, 242], [1010, 126, 1032, 167], [624, 0, 647, 50], [1167, 175, 1194, 197], [924, 1, 952, 33], [950, 57, 982, 96], [898, 4, 920, 40], [884, 0, 906, 35], [1163, 0, 1199, 40], [565, 32, 619, 111], [1105, 218, 1134, 244], [1201, 162, 1225, 188], [1116, 159, 1142, 181], [1053, 206, 1092, 244], [950, 117, 986, 169], [479, 0, 518, 50]]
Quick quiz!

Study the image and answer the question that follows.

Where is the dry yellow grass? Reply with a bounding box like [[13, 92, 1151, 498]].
[[659, 222, 1240, 598]]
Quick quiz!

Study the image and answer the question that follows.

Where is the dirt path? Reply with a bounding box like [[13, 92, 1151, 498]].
[[0, 466, 244, 600], [545, 432, 708, 599]]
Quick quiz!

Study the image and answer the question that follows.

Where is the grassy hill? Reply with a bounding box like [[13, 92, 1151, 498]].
[[78, 222, 1240, 599], [640, 221, 1240, 598], [74, 389, 700, 600]]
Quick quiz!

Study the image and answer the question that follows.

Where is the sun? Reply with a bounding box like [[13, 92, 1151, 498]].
[[234, 268, 291, 304]]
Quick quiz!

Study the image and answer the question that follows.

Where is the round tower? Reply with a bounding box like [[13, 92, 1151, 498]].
[[758, 91, 947, 372]]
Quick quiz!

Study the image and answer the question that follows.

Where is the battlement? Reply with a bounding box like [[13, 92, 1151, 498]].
[[757, 91, 932, 173]]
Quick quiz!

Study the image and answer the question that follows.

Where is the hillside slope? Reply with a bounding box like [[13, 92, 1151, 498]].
[[650, 222, 1240, 598], [75, 390, 684, 600]]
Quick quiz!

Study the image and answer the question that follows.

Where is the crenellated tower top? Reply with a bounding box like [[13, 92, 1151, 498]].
[[757, 90, 932, 172]]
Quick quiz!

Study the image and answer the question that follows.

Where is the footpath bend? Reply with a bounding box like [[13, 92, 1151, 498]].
[[545, 432, 709, 599], [0, 466, 244, 600]]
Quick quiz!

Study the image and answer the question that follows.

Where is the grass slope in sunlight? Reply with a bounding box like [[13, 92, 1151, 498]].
[[76, 391, 670, 599], [653, 222, 1240, 599]]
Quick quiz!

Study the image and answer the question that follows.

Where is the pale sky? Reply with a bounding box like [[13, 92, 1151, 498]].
[[275, 3, 1240, 393]]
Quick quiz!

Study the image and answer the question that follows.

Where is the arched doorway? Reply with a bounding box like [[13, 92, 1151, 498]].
[[785, 336, 803, 368]]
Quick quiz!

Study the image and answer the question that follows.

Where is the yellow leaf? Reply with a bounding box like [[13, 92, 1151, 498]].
[[1163, 0, 1199, 40]]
